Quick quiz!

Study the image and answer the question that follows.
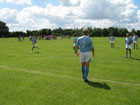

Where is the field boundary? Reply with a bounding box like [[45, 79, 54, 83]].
[[0, 65, 140, 87]]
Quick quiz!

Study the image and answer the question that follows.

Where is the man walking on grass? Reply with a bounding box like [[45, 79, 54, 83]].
[[76, 28, 95, 82]]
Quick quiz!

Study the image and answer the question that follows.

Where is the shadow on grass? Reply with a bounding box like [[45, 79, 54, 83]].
[[34, 52, 40, 54], [87, 81, 111, 90], [131, 57, 140, 61]]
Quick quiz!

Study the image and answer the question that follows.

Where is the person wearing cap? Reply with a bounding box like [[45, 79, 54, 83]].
[[133, 33, 138, 49], [76, 28, 95, 82], [125, 33, 133, 58], [109, 34, 115, 48]]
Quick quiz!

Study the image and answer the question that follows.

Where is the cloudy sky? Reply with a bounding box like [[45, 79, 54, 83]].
[[0, 0, 140, 31]]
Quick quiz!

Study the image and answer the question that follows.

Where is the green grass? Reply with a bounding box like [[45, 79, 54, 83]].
[[0, 37, 140, 105]]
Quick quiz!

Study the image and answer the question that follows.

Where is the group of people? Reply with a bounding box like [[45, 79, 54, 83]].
[[61, 35, 71, 40], [73, 29, 139, 82], [30, 28, 139, 82], [109, 33, 139, 58]]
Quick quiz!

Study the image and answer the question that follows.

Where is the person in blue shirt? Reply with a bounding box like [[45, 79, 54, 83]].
[[31, 35, 39, 53], [133, 33, 138, 49], [109, 34, 115, 48], [73, 34, 78, 54], [125, 33, 133, 58], [76, 28, 95, 82]]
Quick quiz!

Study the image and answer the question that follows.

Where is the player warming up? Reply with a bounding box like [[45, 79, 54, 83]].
[[125, 33, 133, 58], [76, 28, 94, 82], [31, 35, 39, 53], [109, 34, 115, 48], [133, 33, 138, 49]]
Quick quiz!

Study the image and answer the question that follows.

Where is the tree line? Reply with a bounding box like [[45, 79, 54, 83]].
[[0, 21, 140, 38]]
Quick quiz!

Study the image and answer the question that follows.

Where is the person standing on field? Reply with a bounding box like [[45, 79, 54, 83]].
[[73, 34, 78, 54], [22, 35, 25, 41], [125, 33, 133, 58], [133, 33, 138, 49], [76, 28, 95, 82], [109, 34, 115, 48]]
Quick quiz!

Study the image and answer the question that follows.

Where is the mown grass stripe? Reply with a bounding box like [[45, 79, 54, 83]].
[[1, 65, 140, 87]]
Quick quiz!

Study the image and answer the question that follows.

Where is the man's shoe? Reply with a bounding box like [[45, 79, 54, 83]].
[[84, 79, 89, 82]]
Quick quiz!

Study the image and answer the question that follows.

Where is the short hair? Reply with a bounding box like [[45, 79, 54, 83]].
[[82, 28, 88, 34], [126, 33, 130, 36]]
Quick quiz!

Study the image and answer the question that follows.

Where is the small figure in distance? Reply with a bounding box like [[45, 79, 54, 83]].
[[18, 35, 22, 42], [31, 35, 39, 53], [22, 35, 25, 41], [73, 34, 78, 54], [133, 32, 138, 49], [125, 33, 133, 58], [109, 33, 115, 48], [29, 35, 32, 41]]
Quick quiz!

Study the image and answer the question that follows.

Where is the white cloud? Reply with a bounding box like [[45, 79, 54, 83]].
[[70, 0, 80, 5], [0, 0, 139, 31], [76, 0, 137, 20], [0, 8, 18, 23], [59, 0, 81, 6], [15, 5, 56, 31], [137, 10, 140, 19], [59, 0, 71, 6], [57, 0, 138, 30], [5, 0, 31, 5], [0, 0, 3, 2], [66, 19, 114, 29], [132, 10, 140, 30]]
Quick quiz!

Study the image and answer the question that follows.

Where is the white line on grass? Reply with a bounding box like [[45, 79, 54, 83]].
[[0, 65, 140, 87]]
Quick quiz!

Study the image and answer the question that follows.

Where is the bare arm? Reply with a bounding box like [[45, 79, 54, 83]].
[[76, 46, 79, 56], [91, 48, 94, 58]]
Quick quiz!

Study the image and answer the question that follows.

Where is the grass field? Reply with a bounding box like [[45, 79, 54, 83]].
[[0, 37, 140, 105]]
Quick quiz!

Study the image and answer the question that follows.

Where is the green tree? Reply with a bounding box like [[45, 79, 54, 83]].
[[92, 28, 103, 37], [0, 21, 9, 37], [136, 30, 140, 36], [131, 28, 136, 35], [102, 28, 110, 37], [108, 27, 120, 36], [118, 28, 128, 37]]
